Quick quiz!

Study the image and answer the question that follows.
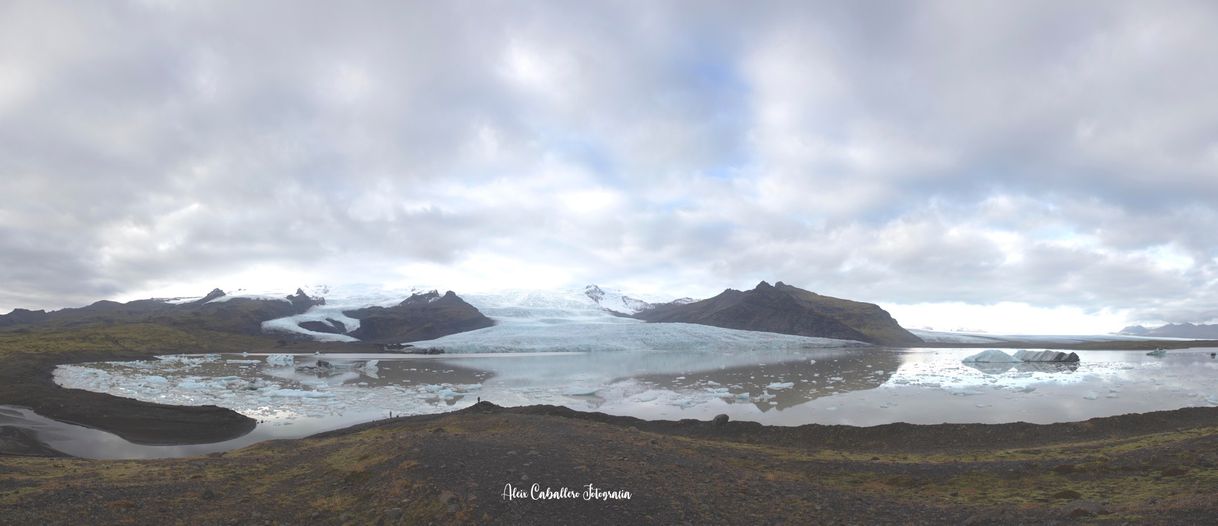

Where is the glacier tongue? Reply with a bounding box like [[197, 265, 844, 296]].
[[411, 288, 862, 353], [257, 284, 861, 351]]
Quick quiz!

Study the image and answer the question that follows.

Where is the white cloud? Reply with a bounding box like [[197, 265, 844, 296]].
[[2, 1, 1218, 334]]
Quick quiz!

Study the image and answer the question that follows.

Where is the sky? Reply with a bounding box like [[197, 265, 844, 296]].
[[2, 1, 1218, 334]]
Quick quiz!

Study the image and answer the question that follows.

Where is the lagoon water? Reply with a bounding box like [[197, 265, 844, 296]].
[[29, 346, 1218, 458]]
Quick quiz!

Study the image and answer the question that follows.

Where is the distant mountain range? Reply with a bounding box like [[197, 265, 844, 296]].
[[1119, 323, 1218, 339], [1, 281, 922, 347], [0, 288, 323, 335]]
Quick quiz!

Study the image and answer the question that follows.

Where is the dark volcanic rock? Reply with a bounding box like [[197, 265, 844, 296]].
[[286, 288, 324, 309], [298, 319, 348, 334], [633, 281, 922, 346], [196, 288, 227, 303], [345, 290, 494, 343]]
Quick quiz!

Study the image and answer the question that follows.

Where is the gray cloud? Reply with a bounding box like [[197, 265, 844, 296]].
[[2, 0, 1218, 329]]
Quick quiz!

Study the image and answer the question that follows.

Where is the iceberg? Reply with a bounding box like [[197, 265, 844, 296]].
[[1013, 350, 1080, 363], [266, 354, 295, 367], [961, 350, 1020, 363]]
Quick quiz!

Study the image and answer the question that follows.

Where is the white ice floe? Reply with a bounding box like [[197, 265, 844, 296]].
[[766, 382, 795, 390]]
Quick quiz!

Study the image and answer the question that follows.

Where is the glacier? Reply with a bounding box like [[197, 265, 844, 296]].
[[411, 288, 864, 353], [257, 285, 865, 352]]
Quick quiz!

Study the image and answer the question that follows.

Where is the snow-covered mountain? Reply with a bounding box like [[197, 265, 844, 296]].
[[583, 284, 657, 315]]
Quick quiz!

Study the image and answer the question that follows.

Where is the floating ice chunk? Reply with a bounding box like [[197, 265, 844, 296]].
[[1013, 350, 1080, 363], [142, 375, 168, 385], [562, 386, 600, 396], [962, 350, 1020, 363], [226, 359, 260, 364], [265, 388, 335, 398], [766, 382, 795, 390], [950, 389, 985, 396], [358, 360, 380, 378], [266, 354, 295, 367]]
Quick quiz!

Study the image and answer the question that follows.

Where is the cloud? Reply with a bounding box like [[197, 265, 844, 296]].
[[2, 1, 1218, 331]]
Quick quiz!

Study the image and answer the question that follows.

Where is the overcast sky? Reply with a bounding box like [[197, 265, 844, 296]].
[[3, 1, 1218, 333]]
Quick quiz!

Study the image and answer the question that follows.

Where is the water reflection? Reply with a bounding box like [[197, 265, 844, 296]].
[[963, 361, 1081, 375]]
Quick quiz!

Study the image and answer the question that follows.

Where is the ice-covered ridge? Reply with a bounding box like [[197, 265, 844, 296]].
[[259, 284, 436, 341], [583, 284, 657, 315]]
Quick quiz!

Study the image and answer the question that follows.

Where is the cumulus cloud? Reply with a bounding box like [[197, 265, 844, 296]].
[[2, 0, 1217, 331]]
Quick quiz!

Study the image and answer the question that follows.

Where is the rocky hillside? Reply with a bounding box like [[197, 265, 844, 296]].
[[0, 288, 323, 336], [633, 281, 922, 346], [345, 290, 494, 343]]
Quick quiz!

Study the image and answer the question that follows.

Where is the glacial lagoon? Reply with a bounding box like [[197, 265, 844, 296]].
[[20, 346, 1218, 458]]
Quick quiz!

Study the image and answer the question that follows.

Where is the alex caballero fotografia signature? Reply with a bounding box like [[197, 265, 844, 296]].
[[502, 483, 632, 502]]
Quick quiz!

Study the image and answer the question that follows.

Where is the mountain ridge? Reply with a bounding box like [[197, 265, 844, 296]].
[[632, 281, 922, 346], [1119, 322, 1218, 339]]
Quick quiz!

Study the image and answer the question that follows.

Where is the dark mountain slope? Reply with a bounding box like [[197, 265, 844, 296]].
[[0, 288, 324, 336], [345, 290, 494, 343], [634, 281, 922, 346]]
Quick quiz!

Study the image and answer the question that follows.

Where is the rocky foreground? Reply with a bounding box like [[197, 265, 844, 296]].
[[4, 402, 1218, 525]]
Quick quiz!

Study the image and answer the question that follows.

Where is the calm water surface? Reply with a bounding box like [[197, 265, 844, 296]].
[[17, 347, 1218, 458]]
